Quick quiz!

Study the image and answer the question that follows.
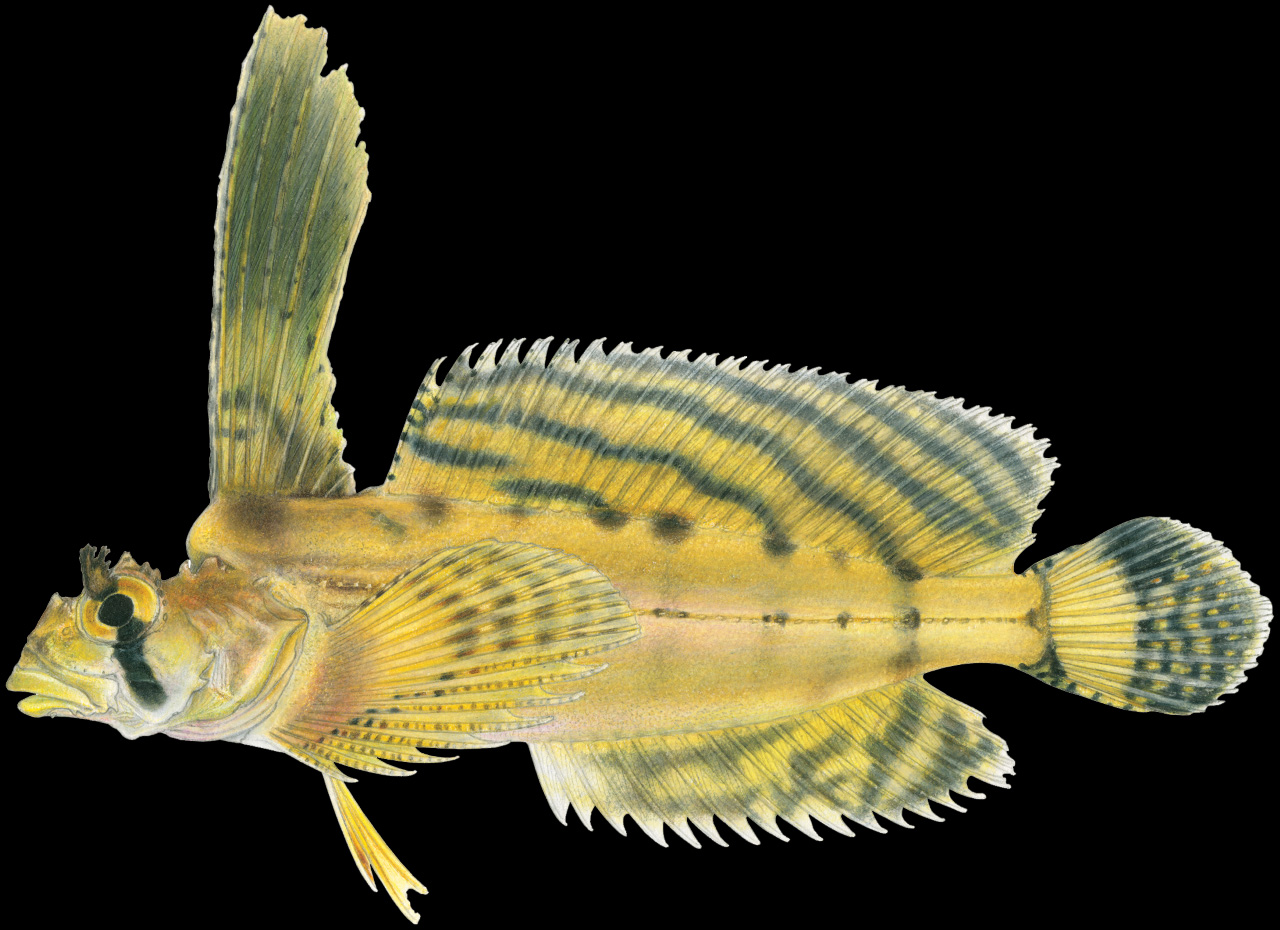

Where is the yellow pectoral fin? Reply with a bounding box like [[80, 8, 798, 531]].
[[325, 777, 427, 924], [272, 540, 640, 777]]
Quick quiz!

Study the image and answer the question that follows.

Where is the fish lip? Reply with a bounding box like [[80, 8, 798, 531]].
[[7, 651, 108, 716]]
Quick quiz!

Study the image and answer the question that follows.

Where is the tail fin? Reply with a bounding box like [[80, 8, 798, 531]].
[[1020, 517, 1270, 713]]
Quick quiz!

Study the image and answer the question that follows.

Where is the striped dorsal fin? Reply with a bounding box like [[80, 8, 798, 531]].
[[528, 677, 1012, 847], [210, 10, 369, 499], [270, 540, 640, 779], [385, 340, 1055, 575]]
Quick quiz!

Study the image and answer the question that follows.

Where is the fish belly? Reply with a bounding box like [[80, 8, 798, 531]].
[[189, 494, 1047, 740]]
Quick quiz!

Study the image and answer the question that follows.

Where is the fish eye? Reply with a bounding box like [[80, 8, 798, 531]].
[[80, 574, 161, 643], [98, 593, 134, 627]]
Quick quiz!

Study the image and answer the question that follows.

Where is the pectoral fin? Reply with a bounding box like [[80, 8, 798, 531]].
[[271, 540, 640, 778]]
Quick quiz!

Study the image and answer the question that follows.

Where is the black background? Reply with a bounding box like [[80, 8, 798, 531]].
[[7, 3, 1271, 925]]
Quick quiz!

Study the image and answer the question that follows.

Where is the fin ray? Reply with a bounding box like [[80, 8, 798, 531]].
[[210, 10, 369, 498], [272, 541, 639, 773], [1022, 517, 1270, 712], [325, 777, 427, 924], [529, 677, 1011, 846], [388, 341, 1054, 574]]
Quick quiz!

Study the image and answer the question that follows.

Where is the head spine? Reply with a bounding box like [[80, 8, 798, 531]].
[[79, 545, 117, 599]]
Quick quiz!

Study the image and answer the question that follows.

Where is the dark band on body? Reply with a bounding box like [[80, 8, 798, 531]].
[[111, 614, 166, 709]]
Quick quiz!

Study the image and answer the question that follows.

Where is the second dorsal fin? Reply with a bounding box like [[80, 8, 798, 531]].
[[386, 340, 1055, 575]]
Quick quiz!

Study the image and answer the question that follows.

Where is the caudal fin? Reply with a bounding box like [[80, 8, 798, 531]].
[[1020, 517, 1270, 713]]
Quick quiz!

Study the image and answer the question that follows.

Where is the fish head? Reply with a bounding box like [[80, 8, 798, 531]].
[[7, 546, 209, 739]]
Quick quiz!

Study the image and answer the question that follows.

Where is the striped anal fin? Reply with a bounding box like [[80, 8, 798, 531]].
[[271, 541, 640, 779], [529, 678, 1012, 847], [210, 9, 369, 498], [387, 340, 1056, 575]]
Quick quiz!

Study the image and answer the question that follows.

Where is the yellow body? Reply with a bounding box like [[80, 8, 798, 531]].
[[189, 493, 1047, 741], [8, 12, 1269, 925]]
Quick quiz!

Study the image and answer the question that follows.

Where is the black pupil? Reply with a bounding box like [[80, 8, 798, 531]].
[[99, 593, 135, 627]]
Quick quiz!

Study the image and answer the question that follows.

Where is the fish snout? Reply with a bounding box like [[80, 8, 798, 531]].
[[8, 593, 116, 722], [7, 647, 103, 716]]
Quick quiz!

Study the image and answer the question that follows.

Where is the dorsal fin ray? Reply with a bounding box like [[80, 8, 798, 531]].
[[386, 340, 1056, 575], [209, 9, 369, 499]]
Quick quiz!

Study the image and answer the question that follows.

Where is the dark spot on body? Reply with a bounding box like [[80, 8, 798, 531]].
[[224, 494, 286, 539], [890, 644, 922, 674], [416, 497, 450, 524], [370, 510, 407, 539], [895, 607, 921, 631], [837, 612, 851, 629], [591, 508, 628, 530], [892, 559, 923, 582], [653, 513, 692, 543], [763, 612, 789, 626], [762, 533, 796, 557]]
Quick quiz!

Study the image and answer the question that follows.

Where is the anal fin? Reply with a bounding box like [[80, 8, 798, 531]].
[[530, 678, 1012, 847]]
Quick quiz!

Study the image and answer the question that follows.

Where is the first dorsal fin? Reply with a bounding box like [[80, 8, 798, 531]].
[[386, 340, 1055, 575], [210, 9, 369, 499], [528, 677, 1012, 847]]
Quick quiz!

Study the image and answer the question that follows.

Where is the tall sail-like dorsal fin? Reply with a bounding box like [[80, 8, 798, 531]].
[[385, 340, 1055, 575], [209, 8, 369, 499]]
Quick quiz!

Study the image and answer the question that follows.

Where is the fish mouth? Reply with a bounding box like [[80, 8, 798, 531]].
[[7, 651, 106, 717]]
